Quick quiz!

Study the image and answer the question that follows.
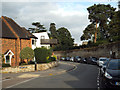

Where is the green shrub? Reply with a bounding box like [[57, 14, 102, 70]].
[[20, 47, 34, 62], [19, 63, 28, 66], [28, 61, 35, 64], [48, 57, 56, 61], [2, 64, 11, 67], [34, 47, 51, 63]]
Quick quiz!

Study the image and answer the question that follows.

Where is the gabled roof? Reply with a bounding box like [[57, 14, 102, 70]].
[[22, 27, 38, 39], [0, 18, 17, 39], [0, 16, 37, 39]]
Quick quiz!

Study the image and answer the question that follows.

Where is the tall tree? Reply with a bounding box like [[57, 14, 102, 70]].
[[81, 23, 96, 41], [108, 11, 120, 41], [87, 4, 116, 43], [54, 27, 74, 50], [28, 22, 47, 33], [49, 23, 57, 39]]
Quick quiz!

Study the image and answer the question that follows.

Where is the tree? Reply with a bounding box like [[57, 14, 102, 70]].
[[108, 11, 120, 41], [54, 27, 74, 50], [49, 23, 57, 39], [28, 22, 47, 33], [81, 23, 96, 41], [87, 4, 116, 43], [20, 47, 34, 63]]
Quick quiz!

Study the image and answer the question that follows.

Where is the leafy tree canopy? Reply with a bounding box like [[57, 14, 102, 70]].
[[49, 23, 57, 39], [81, 23, 96, 40], [81, 4, 116, 44], [20, 47, 34, 60], [28, 22, 47, 33], [54, 27, 74, 50]]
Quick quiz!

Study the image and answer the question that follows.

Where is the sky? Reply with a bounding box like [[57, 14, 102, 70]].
[[1, 0, 118, 45]]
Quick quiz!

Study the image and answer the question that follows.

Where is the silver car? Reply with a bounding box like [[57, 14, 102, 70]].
[[97, 57, 108, 67]]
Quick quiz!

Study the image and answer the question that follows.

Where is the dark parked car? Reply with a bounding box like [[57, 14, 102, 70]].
[[81, 57, 88, 63], [74, 56, 81, 62], [90, 57, 98, 65], [65, 57, 70, 61], [101, 59, 120, 88]]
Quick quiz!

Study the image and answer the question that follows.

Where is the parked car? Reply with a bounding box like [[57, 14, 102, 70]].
[[60, 57, 65, 61], [90, 57, 98, 65], [65, 57, 70, 61], [101, 59, 120, 88], [97, 57, 108, 67], [81, 57, 87, 63], [74, 56, 81, 62], [70, 57, 74, 62], [100, 58, 110, 76]]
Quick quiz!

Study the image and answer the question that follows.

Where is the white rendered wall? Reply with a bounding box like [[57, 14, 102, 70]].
[[32, 32, 50, 50]]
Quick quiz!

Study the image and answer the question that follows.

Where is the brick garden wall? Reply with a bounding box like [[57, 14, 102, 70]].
[[2, 61, 58, 73]]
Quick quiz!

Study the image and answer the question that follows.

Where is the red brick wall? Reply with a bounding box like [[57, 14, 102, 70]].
[[2, 38, 32, 67], [2, 38, 16, 66], [20, 38, 32, 50]]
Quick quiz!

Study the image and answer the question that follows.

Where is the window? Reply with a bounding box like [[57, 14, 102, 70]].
[[32, 40, 34, 45], [41, 36, 45, 39], [6, 55, 10, 63]]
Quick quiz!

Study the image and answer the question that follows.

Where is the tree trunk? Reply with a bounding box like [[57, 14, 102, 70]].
[[94, 21, 97, 43]]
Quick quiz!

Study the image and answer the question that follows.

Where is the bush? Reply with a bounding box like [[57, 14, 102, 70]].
[[48, 57, 56, 61], [20, 47, 34, 63], [28, 60, 35, 64], [34, 47, 51, 63], [2, 64, 11, 67]]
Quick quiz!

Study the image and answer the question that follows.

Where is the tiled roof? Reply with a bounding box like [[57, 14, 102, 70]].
[[1, 18, 17, 39], [22, 27, 38, 39], [0, 16, 37, 39]]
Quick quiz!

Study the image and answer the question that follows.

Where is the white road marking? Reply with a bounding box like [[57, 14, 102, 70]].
[[97, 67, 100, 90], [6, 77, 39, 88]]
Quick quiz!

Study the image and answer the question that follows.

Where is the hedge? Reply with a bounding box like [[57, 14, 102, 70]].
[[34, 47, 51, 63]]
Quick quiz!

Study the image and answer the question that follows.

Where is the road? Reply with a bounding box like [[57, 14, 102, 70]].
[[2, 61, 99, 89]]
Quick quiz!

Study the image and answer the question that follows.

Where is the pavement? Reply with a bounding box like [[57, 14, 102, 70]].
[[2, 61, 76, 88]]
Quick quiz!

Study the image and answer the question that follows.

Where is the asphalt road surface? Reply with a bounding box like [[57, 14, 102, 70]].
[[3, 61, 99, 89]]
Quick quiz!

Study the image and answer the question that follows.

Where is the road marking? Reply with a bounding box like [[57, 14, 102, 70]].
[[1, 79, 11, 82], [6, 77, 39, 88], [97, 67, 100, 90]]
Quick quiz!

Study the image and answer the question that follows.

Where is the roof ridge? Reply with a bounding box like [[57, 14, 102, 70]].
[[2, 16, 19, 39]]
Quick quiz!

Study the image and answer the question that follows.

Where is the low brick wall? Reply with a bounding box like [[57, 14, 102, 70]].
[[2, 61, 58, 73]]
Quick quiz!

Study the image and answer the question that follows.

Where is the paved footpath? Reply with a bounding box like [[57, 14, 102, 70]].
[[2, 61, 76, 88]]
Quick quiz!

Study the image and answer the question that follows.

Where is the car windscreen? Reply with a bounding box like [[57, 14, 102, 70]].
[[99, 59, 106, 61], [92, 58, 97, 61], [107, 59, 120, 70]]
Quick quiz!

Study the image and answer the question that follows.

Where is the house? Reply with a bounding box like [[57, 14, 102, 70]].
[[0, 16, 37, 67], [32, 32, 57, 50]]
